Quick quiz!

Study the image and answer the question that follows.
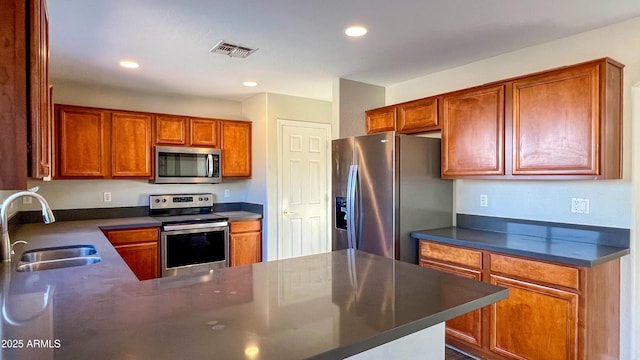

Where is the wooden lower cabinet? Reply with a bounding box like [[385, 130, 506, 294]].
[[490, 275, 578, 360], [419, 240, 620, 360], [103, 227, 160, 280], [229, 219, 262, 267], [421, 260, 483, 346]]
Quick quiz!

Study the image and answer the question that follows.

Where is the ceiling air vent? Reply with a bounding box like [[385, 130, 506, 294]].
[[209, 40, 257, 58]]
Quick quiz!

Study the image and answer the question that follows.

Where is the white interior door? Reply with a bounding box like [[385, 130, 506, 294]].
[[278, 120, 331, 259]]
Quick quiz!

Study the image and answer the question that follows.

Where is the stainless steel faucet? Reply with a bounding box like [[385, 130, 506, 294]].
[[0, 188, 55, 262]]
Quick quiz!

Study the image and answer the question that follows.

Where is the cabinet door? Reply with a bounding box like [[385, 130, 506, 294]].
[[28, 0, 51, 179], [397, 97, 439, 134], [513, 64, 599, 175], [111, 112, 152, 177], [221, 120, 252, 177], [230, 232, 262, 267], [56, 106, 108, 177], [365, 106, 396, 134], [114, 242, 159, 281], [490, 275, 578, 360], [155, 115, 187, 145], [442, 85, 505, 177], [421, 260, 483, 346], [190, 118, 220, 147]]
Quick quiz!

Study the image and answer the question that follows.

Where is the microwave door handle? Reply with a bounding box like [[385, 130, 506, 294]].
[[204, 154, 210, 177], [207, 154, 214, 178]]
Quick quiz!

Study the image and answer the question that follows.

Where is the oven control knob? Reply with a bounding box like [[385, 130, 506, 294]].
[[162, 199, 167, 203], [154, 199, 160, 204], [199, 197, 204, 202], [204, 197, 209, 201]]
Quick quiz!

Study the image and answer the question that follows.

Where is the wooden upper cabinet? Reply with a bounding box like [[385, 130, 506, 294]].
[[28, 0, 52, 180], [190, 118, 220, 147], [221, 120, 251, 177], [442, 85, 505, 178], [111, 112, 152, 177], [397, 97, 439, 134], [365, 106, 396, 134], [56, 106, 109, 178], [512, 59, 623, 178], [154, 115, 187, 145]]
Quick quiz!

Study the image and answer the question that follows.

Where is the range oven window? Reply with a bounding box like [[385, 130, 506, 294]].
[[164, 229, 226, 269]]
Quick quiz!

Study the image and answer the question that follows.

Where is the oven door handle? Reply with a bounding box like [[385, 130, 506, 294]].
[[163, 222, 228, 231]]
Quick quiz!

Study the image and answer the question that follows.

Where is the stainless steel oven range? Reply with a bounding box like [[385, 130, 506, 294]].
[[150, 193, 228, 277]]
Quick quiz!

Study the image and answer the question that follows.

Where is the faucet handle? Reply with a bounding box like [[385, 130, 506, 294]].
[[10, 240, 28, 255]]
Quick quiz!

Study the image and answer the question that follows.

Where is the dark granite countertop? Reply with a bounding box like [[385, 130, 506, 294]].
[[411, 215, 630, 267], [1, 219, 506, 360]]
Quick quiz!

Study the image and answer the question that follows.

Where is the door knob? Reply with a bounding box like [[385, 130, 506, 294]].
[[283, 209, 295, 216]]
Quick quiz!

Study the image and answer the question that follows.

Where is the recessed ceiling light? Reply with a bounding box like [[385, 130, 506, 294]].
[[242, 81, 258, 87], [119, 60, 140, 69], [345, 26, 368, 37]]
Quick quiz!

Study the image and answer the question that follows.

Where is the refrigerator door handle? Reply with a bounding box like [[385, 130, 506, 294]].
[[346, 165, 354, 250], [346, 164, 358, 250]]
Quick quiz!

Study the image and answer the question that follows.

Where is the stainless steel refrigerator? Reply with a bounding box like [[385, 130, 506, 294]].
[[332, 132, 453, 264]]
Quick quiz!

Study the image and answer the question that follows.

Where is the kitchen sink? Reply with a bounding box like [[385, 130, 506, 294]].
[[16, 244, 101, 272]]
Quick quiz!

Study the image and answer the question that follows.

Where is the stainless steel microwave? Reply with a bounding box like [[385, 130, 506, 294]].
[[152, 146, 222, 184]]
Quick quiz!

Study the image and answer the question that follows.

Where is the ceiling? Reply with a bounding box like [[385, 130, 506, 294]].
[[49, 0, 640, 102]]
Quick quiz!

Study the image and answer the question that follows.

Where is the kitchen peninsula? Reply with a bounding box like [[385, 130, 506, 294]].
[[1, 219, 506, 359]]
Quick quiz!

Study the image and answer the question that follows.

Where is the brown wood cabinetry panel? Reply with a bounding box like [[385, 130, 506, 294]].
[[230, 232, 262, 267], [490, 275, 578, 360], [397, 97, 439, 133], [421, 260, 483, 346], [155, 115, 187, 145], [28, 0, 51, 180], [105, 227, 160, 280], [513, 64, 599, 175], [114, 242, 159, 281], [365, 106, 396, 134], [490, 253, 579, 290], [221, 120, 252, 177], [104, 227, 160, 246], [56, 106, 109, 177], [230, 219, 262, 233], [190, 118, 220, 147], [229, 220, 262, 267], [442, 85, 505, 177], [420, 241, 482, 269], [0, 0, 29, 188], [111, 112, 152, 177]]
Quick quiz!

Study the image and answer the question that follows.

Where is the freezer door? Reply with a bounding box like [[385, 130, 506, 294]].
[[354, 132, 396, 259], [332, 137, 354, 251]]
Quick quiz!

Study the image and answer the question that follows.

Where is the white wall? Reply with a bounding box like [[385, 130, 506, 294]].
[[332, 78, 385, 138], [21, 80, 250, 211], [241, 93, 332, 261], [386, 16, 640, 359]]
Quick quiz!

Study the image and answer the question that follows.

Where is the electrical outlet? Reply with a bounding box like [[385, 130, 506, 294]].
[[103, 192, 112, 203], [224, 189, 230, 198], [571, 198, 590, 214], [23, 197, 32, 205], [480, 194, 488, 207]]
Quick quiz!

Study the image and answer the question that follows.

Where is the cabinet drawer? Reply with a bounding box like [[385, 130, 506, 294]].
[[230, 220, 261, 233], [104, 227, 160, 245], [490, 253, 579, 290], [419, 241, 482, 269]]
